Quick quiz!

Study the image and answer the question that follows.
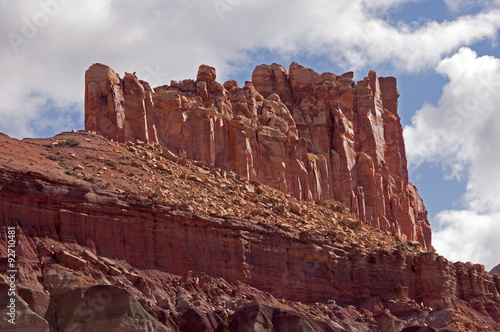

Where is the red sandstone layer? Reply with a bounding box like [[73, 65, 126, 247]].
[[0, 132, 498, 331], [84, 63, 432, 250]]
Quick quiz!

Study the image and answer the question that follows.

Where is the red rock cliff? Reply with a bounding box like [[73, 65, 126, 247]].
[[0, 131, 499, 330], [85, 63, 431, 250]]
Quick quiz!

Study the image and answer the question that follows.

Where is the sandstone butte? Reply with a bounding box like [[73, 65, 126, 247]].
[[0, 63, 496, 331], [85, 62, 431, 251]]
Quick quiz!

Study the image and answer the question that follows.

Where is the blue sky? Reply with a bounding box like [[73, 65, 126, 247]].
[[1, 0, 500, 270]]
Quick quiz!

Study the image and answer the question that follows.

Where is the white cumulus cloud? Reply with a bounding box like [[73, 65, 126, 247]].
[[443, 0, 500, 13], [432, 210, 500, 269], [2, 0, 500, 138], [404, 47, 500, 270]]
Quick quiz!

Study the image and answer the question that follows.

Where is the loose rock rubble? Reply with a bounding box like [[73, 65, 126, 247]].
[[85, 63, 432, 250]]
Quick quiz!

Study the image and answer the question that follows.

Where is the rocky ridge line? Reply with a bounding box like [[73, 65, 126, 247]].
[[85, 62, 432, 250]]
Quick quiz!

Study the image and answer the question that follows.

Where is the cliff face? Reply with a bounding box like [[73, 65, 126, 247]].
[[1, 171, 498, 309], [0, 132, 499, 331], [85, 63, 431, 250]]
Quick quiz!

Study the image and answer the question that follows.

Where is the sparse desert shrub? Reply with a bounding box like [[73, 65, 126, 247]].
[[46, 154, 60, 161], [83, 176, 97, 183], [105, 160, 118, 169], [395, 241, 407, 251]]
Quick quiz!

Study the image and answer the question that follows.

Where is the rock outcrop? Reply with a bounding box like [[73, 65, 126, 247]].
[[84, 63, 432, 250], [492, 263, 500, 276], [1, 132, 499, 331]]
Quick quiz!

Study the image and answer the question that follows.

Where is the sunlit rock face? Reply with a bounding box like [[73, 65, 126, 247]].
[[85, 62, 431, 250]]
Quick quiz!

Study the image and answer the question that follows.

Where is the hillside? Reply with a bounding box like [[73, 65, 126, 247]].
[[0, 62, 499, 331]]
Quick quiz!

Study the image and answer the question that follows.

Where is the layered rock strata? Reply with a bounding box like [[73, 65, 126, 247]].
[[2, 169, 499, 308], [85, 63, 431, 249], [1, 161, 499, 330], [0, 132, 499, 330]]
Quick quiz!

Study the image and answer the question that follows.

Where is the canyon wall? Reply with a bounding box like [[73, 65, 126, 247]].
[[85, 63, 432, 250], [1, 168, 499, 328]]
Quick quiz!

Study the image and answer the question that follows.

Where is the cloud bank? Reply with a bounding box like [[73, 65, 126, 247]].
[[2, 0, 500, 137], [404, 47, 500, 270], [443, 0, 500, 13]]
